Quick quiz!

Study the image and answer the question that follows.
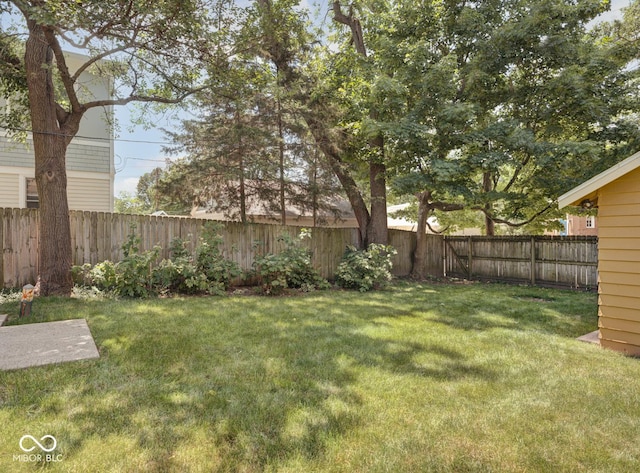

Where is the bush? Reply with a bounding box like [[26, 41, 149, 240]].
[[116, 245, 160, 298], [195, 222, 240, 290], [71, 260, 120, 292], [90, 260, 118, 290], [168, 236, 192, 260], [335, 244, 397, 292], [71, 229, 158, 297], [72, 224, 239, 298], [71, 263, 93, 287], [252, 229, 329, 295], [153, 257, 222, 295]]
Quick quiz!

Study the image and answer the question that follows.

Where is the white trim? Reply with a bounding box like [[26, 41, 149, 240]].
[[558, 150, 640, 208]]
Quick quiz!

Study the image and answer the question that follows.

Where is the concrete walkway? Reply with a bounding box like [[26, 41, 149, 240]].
[[0, 316, 100, 371]]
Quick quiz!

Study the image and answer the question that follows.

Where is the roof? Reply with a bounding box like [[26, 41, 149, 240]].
[[191, 181, 356, 222], [558, 150, 640, 209]]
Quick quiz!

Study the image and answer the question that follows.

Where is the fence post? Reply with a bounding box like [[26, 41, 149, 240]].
[[468, 236, 473, 278], [530, 236, 536, 286]]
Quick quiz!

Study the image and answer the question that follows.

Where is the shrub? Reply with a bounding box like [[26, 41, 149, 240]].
[[153, 257, 221, 295], [168, 236, 192, 260], [116, 245, 160, 298], [71, 228, 158, 298], [71, 261, 117, 291], [252, 229, 329, 295], [71, 263, 93, 286], [195, 222, 240, 290], [90, 260, 118, 290], [335, 244, 397, 292]]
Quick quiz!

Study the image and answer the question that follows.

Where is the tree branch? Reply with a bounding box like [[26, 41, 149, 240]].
[[42, 27, 84, 116], [503, 153, 531, 192], [332, 2, 367, 56], [83, 86, 208, 110], [477, 204, 554, 227]]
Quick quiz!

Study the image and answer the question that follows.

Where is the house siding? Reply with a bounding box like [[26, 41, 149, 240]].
[[68, 177, 112, 212], [0, 168, 112, 211], [0, 173, 20, 207], [597, 167, 640, 355], [0, 136, 110, 173]]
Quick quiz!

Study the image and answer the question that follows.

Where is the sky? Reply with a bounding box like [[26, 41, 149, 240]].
[[112, 106, 182, 196], [105, 0, 630, 196]]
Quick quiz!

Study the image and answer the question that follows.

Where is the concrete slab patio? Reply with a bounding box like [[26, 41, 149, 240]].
[[0, 318, 100, 371], [577, 330, 600, 345]]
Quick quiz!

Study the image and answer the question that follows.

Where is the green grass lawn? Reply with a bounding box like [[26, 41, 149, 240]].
[[1, 282, 639, 472]]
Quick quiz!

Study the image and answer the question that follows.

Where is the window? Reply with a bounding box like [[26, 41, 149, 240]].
[[26, 178, 39, 209], [585, 216, 595, 228]]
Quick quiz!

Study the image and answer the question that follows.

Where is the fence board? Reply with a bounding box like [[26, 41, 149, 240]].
[[444, 235, 598, 290], [0, 208, 598, 291], [0, 209, 408, 288]]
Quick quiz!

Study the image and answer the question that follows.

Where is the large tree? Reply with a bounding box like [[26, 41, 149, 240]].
[[0, 0, 235, 295], [249, 0, 384, 245], [342, 0, 640, 276], [157, 41, 343, 225]]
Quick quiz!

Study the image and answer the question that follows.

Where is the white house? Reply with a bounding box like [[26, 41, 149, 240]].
[[0, 51, 114, 212]]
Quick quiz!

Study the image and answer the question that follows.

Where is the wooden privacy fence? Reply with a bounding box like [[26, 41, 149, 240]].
[[444, 235, 598, 290], [0, 208, 416, 288], [0, 208, 598, 290]]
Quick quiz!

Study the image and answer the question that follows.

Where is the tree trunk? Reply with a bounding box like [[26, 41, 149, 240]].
[[411, 191, 431, 279], [239, 153, 247, 224], [302, 113, 370, 246], [367, 154, 388, 245], [25, 24, 73, 296], [235, 110, 247, 224], [482, 171, 495, 236], [276, 96, 286, 225], [333, 2, 388, 246], [256, 0, 372, 246], [311, 148, 318, 227], [484, 211, 495, 236]]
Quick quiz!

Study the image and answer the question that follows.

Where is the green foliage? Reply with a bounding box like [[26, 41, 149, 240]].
[[195, 223, 241, 289], [152, 224, 238, 296], [89, 261, 118, 290], [114, 191, 152, 215], [168, 236, 192, 260], [335, 244, 396, 292], [72, 224, 238, 298], [116, 245, 161, 298], [252, 229, 329, 295], [153, 257, 221, 296], [326, 0, 640, 234], [71, 263, 93, 287]]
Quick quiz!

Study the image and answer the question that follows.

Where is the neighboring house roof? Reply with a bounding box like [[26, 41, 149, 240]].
[[558, 150, 640, 209], [191, 182, 356, 224]]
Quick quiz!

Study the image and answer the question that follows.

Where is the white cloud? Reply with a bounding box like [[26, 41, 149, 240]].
[[114, 176, 140, 196]]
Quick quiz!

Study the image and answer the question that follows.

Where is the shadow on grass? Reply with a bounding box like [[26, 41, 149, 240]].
[[1, 292, 497, 471], [0, 282, 596, 471], [385, 281, 598, 337]]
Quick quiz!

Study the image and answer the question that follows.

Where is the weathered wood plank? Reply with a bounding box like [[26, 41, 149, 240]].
[[0, 208, 599, 290]]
